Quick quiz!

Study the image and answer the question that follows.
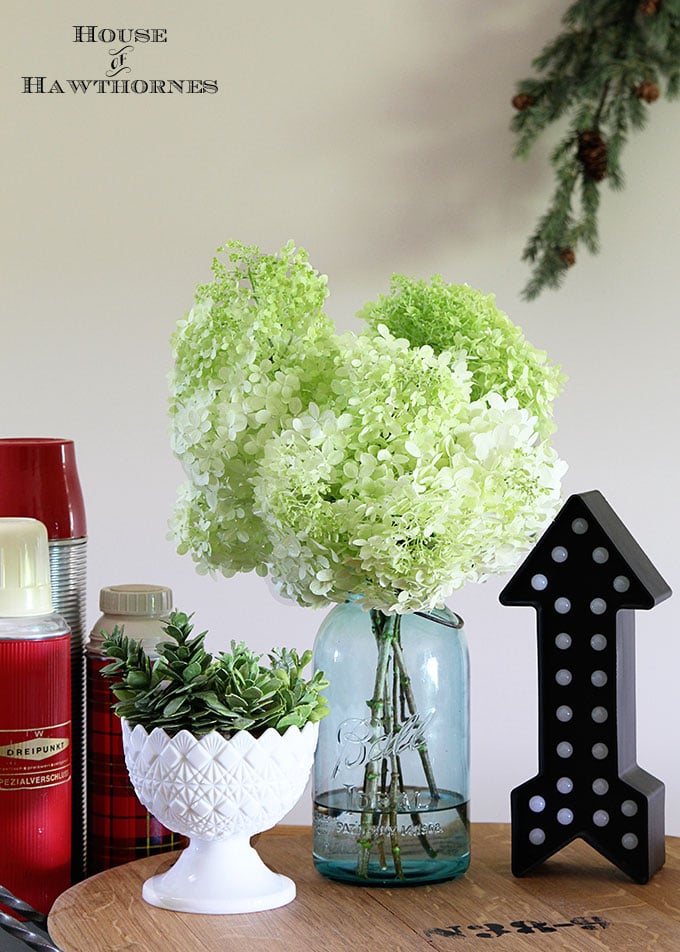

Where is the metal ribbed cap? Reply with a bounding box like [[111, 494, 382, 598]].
[[99, 584, 173, 617]]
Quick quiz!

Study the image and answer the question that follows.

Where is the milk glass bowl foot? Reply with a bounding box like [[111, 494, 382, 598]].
[[141, 837, 295, 914]]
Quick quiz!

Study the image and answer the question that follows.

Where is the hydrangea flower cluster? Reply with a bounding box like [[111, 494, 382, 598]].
[[170, 241, 336, 576], [170, 242, 567, 614]]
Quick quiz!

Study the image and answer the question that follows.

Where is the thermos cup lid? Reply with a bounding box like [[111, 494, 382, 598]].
[[0, 518, 54, 616], [0, 438, 86, 540]]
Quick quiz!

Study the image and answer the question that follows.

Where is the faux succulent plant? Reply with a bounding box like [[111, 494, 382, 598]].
[[100, 610, 329, 738]]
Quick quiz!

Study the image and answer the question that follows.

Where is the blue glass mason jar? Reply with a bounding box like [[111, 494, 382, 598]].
[[312, 600, 470, 885]]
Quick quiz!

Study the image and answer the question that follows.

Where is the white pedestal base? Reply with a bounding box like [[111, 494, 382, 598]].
[[141, 836, 296, 914]]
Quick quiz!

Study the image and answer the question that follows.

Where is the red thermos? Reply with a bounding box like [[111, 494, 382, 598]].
[[0, 438, 87, 879], [0, 518, 72, 914]]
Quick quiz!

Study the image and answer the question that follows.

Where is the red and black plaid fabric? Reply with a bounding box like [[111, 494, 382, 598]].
[[86, 656, 187, 875]]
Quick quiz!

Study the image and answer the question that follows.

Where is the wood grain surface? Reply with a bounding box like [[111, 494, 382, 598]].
[[48, 824, 680, 951]]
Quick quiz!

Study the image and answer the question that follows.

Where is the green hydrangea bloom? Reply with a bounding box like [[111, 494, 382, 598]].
[[254, 327, 565, 612], [358, 275, 565, 438], [170, 243, 567, 613], [170, 240, 336, 575]]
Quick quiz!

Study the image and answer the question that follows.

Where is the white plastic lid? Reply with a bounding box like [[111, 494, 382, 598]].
[[0, 518, 54, 616], [99, 584, 173, 617]]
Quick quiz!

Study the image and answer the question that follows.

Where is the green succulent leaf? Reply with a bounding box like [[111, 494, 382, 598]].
[[163, 696, 189, 718], [182, 662, 203, 683], [126, 670, 150, 689]]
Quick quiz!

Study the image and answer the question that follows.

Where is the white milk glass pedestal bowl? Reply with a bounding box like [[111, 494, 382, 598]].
[[121, 719, 319, 914]]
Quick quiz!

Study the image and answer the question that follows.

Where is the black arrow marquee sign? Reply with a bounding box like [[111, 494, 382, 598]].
[[499, 490, 671, 883]]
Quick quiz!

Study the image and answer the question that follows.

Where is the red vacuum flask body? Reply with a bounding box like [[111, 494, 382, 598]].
[[0, 518, 72, 914]]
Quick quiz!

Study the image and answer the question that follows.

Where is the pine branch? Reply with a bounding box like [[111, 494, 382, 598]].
[[512, 0, 680, 299]]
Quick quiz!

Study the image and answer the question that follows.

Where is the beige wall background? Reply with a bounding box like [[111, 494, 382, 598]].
[[3, 2, 679, 832]]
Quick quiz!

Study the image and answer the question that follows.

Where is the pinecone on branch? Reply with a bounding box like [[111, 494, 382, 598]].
[[559, 248, 576, 268], [577, 130, 608, 182], [512, 93, 536, 111], [635, 80, 661, 102], [639, 0, 662, 14]]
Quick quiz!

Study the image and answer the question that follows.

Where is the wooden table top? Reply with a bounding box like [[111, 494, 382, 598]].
[[49, 823, 680, 951]]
